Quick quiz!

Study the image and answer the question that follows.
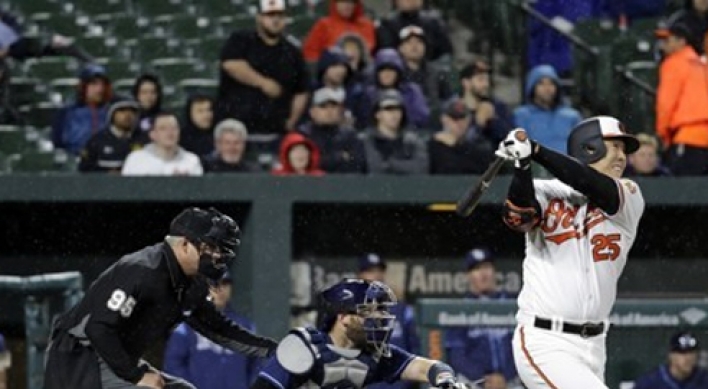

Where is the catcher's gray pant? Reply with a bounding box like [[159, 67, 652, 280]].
[[99, 358, 196, 389]]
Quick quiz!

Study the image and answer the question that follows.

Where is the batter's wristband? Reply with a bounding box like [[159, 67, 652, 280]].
[[427, 362, 455, 386]]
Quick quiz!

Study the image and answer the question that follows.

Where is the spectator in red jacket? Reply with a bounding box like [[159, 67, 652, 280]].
[[302, 0, 376, 62], [272, 132, 325, 176]]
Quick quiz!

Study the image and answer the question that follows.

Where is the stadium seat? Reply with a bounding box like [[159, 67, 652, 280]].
[[179, 78, 218, 97], [0, 126, 29, 155], [24, 58, 79, 81], [103, 14, 151, 40], [287, 16, 316, 40], [131, 36, 183, 62], [34, 14, 91, 37], [13, 0, 65, 19], [611, 36, 654, 71], [135, 0, 190, 17], [48, 79, 80, 104], [198, 0, 251, 19], [193, 36, 226, 62], [153, 14, 213, 40], [95, 59, 143, 81], [8, 78, 48, 107], [18, 102, 63, 129], [112, 78, 136, 97], [8, 151, 58, 173], [73, 0, 128, 18], [618, 61, 657, 133], [77, 36, 128, 61], [150, 58, 206, 85]]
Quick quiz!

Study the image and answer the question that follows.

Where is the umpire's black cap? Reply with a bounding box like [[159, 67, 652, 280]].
[[170, 207, 215, 242], [670, 332, 700, 353]]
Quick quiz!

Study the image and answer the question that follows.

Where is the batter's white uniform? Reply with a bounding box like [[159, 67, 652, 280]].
[[512, 177, 644, 388]]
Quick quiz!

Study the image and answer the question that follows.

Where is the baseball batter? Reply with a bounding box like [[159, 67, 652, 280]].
[[494, 116, 645, 388]]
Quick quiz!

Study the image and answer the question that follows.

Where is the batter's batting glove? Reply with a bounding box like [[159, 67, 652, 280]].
[[496, 128, 535, 169]]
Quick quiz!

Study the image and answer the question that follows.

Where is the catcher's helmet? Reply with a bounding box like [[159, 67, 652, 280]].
[[567, 116, 639, 164], [317, 278, 397, 357]]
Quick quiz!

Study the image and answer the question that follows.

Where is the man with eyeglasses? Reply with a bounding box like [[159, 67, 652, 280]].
[[216, 0, 309, 141], [44, 207, 277, 389]]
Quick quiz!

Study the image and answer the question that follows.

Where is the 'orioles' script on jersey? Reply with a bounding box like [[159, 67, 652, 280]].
[[517, 178, 644, 323]]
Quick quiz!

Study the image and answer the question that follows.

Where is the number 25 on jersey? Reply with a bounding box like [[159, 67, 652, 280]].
[[591, 233, 621, 262]]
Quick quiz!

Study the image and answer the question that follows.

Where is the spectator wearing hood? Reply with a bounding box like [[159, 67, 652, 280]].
[[315, 47, 366, 124], [513, 64, 582, 154], [358, 48, 429, 129], [78, 98, 141, 173], [132, 74, 163, 134], [397, 25, 452, 113], [202, 119, 261, 173], [52, 64, 113, 155], [376, 0, 453, 62], [299, 87, 366, 173], [661, 0, 708, 54], [428, 98, 494, 175], [302, 0, 376, 62], [180, 94, 215, 157], [360, 90, 428, 175], [336, 33, 373, 84], [459, 60, 513, 145], [272, 132, 325, 176], [122, 112, 203, 176]]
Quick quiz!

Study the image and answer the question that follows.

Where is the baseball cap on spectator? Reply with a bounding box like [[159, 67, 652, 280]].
[[257, 0, 286, 13], [442, 98, 470, 120], [399, 25, 426, 42], [670, 332, 699, 353], [375, 89, 404, 109], [459, 60, 491, 80], [79, 63, 108, 82], [312, 87, 346, 106], [465, 247, 493, 270], [358, 253, 387, 272], [655, 23, 691, 40]]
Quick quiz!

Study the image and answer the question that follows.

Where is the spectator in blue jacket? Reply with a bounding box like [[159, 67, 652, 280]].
[[357, 253, 420, 389], [315, 46, 366, 125], [357, 48, 430, 129], [513, 64, 581, 154], [0, 333, 10, 389], [164, 273, 260, 389], [444, 248, 517, 389], [459, 60, 513, 146], [51, 64, 113, 155], [634, 331, 708, 389]]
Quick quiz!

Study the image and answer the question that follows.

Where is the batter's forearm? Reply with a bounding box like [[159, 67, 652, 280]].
[[532, 144, 620, 214]]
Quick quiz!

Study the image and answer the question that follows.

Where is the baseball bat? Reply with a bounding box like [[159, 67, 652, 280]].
[[455, 156, 506, 217]]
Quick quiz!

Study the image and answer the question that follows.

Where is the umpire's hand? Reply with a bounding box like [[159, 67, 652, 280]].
[[136, 371, 164, 389]]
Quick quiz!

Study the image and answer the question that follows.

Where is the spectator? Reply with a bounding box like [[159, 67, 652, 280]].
[[428, 98, 494, 175], [360, 90, 428, 174], [302, 0, 376, 63], [180, 95, 215, 157], [445, 248, 517, 388], [78, 98, 141, 173], [132, 74, 163, 133], [51, 64, 113, 155], [358, 48, 429, 129], [357, 253, 420, 389], [315, 47, 366, 122], [299, 87, 366, 173], [121, 112, 203, 176], [164, 273, 260, 389], [513, 64, 581, 154], [216, 0, 309, 139], [663, 0, 708, 54], [655, 24, 708, 175], [376, 0, 453, 62], [0, 333, 9, 389], [634, 332, 708, 389], [625, 133, 671, 177], [272, 132, 325, 176], [337, 33, 373, 84], [397, 25, 452, 112], [202, 119, 261, 173], [0, 11, 93, 63], [459, 60, 513, 145]]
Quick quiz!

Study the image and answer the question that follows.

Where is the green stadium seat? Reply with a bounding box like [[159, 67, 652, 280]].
[[194, 36, 227, 62], [77, 36, 128, 61], [8, 78, 48, 107], [95, 58, 143, 81], [103, 14, 151, 40], [287, 15, 316, 40], [73, 0, 128, 18], [618, 61, 657, 133], [0, 126, 29, 155], [153, 15, 214, 40], [34, 14, 91, 37], [13, 0, 64, 19], [216, 15, 256, 34], [611, 36, 654, 71], [8, 151, 58, 173], [18, 102, 63, 129], [135, 0, 190, 17], [131, 36, 183, 62], [179, 78, 218, 97], [150, 58, 206, 85], [48, 79, 80, 104], [198, 0, 251, 18], [112, 78, 136, 97], [24, 57, 79, 82]]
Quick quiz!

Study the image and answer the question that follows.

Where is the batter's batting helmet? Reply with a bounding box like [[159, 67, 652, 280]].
[[567, 116, 639, 164]]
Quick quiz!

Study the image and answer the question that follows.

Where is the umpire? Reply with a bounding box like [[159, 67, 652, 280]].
[[44, 207, 278, 389]]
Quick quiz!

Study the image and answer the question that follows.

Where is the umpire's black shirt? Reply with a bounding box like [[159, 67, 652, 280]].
[[53, 243, 275, 383]]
